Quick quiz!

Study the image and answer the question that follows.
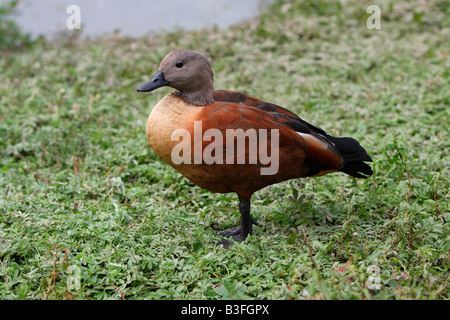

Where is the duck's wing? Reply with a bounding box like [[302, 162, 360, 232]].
[[213, 90, 328, 137], [213, 90, 372, 178], [213, 90, 300, 118], [211, 90, 345, 176]]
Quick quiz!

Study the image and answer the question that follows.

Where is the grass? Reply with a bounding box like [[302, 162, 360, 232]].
[[0, 0, 449, 300]]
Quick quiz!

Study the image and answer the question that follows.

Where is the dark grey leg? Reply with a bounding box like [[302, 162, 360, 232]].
[[217, 198, 257, 247]]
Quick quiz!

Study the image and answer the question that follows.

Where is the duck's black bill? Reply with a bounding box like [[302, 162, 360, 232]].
[[137, 71, 169, 92]]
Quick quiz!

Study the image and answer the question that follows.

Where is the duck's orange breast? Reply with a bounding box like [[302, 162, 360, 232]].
[[147, 93, 238, 194], [146, 93, 201, 165]]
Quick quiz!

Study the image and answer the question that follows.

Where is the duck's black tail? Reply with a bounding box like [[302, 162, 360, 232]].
[[327, 136, 373, 178]]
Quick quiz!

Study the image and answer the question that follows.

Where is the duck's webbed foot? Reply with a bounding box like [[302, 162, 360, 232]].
[[216, 198, 257, 247]]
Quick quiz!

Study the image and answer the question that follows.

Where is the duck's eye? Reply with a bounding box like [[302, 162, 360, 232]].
[[175, 62, 184, 68]]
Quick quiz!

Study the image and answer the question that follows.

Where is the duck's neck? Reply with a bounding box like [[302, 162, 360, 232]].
[[176, 80, 214, 106]]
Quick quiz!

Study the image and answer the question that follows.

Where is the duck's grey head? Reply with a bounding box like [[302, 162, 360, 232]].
[[137, 50, 214, 106]]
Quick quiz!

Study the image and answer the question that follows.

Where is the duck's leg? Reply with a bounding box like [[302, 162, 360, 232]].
[[217, 197, 257, 247]]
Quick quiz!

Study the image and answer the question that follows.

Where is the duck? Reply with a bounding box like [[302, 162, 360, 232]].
[[137, 50, 373, 247]]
